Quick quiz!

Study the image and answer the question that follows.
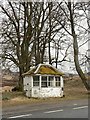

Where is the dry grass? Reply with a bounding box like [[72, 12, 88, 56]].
[[2, 76, 89, 108], [64, 76, 88, 99]]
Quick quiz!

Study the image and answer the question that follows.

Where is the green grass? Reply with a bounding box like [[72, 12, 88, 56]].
[[2, 92, 24, 100]]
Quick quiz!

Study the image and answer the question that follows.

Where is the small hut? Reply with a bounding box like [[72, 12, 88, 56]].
[[23, 64, 64, 98]]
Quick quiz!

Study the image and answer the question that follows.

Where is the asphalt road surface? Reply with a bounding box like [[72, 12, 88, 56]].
[[2, 99, 88, 119]]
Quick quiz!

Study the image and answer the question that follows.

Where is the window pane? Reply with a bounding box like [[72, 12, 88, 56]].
[[48, 76, 54, 87], [41, 76, 47, 87], [55, 77, 60, 86], [33, 76, 39, 86]]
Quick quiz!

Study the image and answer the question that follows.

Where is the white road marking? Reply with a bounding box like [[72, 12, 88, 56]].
[[9, 114, 32, 118], [73, 106, 88, 110], [5, 109, 38, 115], [44, 109, 63, 114], [73, 104, 77, 106]]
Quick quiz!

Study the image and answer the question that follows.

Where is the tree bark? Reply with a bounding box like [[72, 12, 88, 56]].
[[68, 1, 90, 91], [48, 3, 52, 65], [18, 67, 24, 91]]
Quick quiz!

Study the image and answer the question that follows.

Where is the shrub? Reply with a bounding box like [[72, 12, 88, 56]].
[[12, 86, 20, 91], [2, 96, 10, 100]]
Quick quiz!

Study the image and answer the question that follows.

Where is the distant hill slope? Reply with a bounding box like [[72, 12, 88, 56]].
[[1, 69, 19, 87]]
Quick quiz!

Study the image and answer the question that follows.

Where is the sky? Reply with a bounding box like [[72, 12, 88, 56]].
[[0, 0, 89, 74]]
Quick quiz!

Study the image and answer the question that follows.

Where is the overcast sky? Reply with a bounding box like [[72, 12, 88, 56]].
[[0, 1, 89, 74]]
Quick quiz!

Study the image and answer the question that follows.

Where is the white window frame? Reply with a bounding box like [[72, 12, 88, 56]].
[[33, 76, 39, 87], [55, 76, 61, 87]]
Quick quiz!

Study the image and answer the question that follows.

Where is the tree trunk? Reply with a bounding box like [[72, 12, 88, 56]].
[[18, 74, 23, 91], [48, 41, 52, 64], [73, 35, 90, 91], [18, 67, 24, 91], [48, 3, 52, 65], [68, 1, 90, 91]]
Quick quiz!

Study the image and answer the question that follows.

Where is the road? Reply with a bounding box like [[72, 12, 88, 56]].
[[2, 99, 88, 119]]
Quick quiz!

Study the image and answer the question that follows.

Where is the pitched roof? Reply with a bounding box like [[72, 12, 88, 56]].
[[23, 64, 64, 76]]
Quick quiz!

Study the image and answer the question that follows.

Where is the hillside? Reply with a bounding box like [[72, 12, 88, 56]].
[[1, 70, 89, 107], [1, 69, 89, 93], [64, 75, 88, 98], [0, 69, 19, 92]]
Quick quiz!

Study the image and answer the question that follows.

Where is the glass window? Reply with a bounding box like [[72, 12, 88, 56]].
[[33, 76, 39, 86], [48, 76, 54, 87], [41, 76, 47, 87], [55, 77, 60, 87]]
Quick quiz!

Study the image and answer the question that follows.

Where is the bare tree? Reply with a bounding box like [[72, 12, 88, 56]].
[[50, 1, 90, 90], [78, 2, 90, 73], [2, 1, 88, 91], [0, 2, 68, 90], [0, 2, 50, 90], [68, 1, 90, 90]]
